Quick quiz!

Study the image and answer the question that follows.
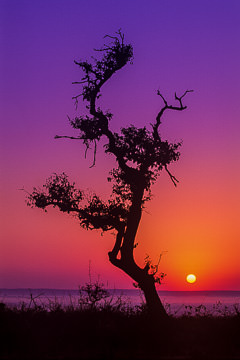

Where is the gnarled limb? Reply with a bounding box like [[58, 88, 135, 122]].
[[108, 223, 125, 266], [152, 90, 193, 140]]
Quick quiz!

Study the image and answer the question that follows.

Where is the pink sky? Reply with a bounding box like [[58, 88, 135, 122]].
[[1, 0, 240, 290]]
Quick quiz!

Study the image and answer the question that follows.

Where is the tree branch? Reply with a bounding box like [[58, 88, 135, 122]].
[[164, 165, 179, 187], [54, 135, 82, 140], [72, 81, 87, 85], [89, 139, 97, 168], [108, 224, 125, 263], [152, 89, 193, 142], [175, 89, 193, 108], [71, 31, 134, 173]]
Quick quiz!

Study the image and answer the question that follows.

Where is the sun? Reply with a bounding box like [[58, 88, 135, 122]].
[[186, 274, 196, 284]]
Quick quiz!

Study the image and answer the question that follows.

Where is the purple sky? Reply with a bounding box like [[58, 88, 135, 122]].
[[1, 0, 240, 290]]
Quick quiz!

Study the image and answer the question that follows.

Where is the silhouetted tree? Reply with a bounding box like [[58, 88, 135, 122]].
[[28, 31, 192, 319]]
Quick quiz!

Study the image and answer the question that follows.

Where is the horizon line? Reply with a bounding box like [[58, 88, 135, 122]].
[[1, 288, 240, 292]]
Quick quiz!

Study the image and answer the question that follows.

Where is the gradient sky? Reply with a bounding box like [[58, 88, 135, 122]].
[[1, 0, 240, 290]]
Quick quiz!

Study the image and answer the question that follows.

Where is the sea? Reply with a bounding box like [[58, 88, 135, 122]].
[[0, 289, 239, 316]]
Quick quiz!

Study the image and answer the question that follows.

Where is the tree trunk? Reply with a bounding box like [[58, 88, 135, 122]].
[[109, 253, 168, 319], [139, 274, 168, 319], [125, 261, 168, 319], [109, 187, 168, 320]]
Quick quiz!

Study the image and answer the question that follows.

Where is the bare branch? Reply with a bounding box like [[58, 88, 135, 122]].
[[72, 94, 82, 100], [72, 81, 87, 85], [54, 135, 82, 140], [72, 93, 83, 109], [96, 31, 124, 52], [152, 89, 193, 139], [104, 29, 124, 42], [89, 140, 97, 168], [175, 89, 193, 108], [18, 187, 31, 195], [94, 46, 113, 52], [84, 143, 90, 159], [152, 251, 167, 275], [164, 165, 179, 187], [157, 90, 168, 106]]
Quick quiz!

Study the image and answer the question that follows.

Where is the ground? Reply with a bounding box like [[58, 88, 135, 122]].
[[0, 302, 240, 360]]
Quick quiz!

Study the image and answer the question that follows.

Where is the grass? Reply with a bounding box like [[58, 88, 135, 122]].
[[1, 298, 240, 360]]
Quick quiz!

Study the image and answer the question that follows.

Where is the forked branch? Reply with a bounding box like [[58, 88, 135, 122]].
[[175, 89, 193, 108], [165, 165, 179, 187], [153, 90, 193, 136], [95, 29, 125, 52]]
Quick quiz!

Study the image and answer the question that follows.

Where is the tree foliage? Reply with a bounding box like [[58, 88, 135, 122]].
[[28, 30, 192, 317]]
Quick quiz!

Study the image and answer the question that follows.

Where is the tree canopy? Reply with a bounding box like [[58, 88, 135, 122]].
[[28, 30, 192, 318]]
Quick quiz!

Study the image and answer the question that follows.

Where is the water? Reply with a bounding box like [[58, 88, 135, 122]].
[[0, 288, 239, 316]]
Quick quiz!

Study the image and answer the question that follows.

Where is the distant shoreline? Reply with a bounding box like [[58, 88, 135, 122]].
[[1, 287, 240, 318], [1, 288, 240, 293]]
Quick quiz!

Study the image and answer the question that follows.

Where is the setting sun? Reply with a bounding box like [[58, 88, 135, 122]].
[[186, 274, 197, 284]]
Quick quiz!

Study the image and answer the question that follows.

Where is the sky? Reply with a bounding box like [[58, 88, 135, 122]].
[[0, 0, 240, 291]]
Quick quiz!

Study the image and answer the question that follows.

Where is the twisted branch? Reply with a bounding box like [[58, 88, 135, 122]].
[[153, 90, 193, 139]]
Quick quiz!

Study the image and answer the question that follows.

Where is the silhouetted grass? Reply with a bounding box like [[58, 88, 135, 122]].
[[1, 299, 240, 360]]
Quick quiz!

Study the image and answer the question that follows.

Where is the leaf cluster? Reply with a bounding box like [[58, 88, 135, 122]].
[[27, 173, 129, 233], [112, 125, 181, 169], [74, 30, 133, 102], [78, 194, 128, 232], [70, 115, 103, 142], [107, 126, 181, 190], [27, 173, 83, 213]]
